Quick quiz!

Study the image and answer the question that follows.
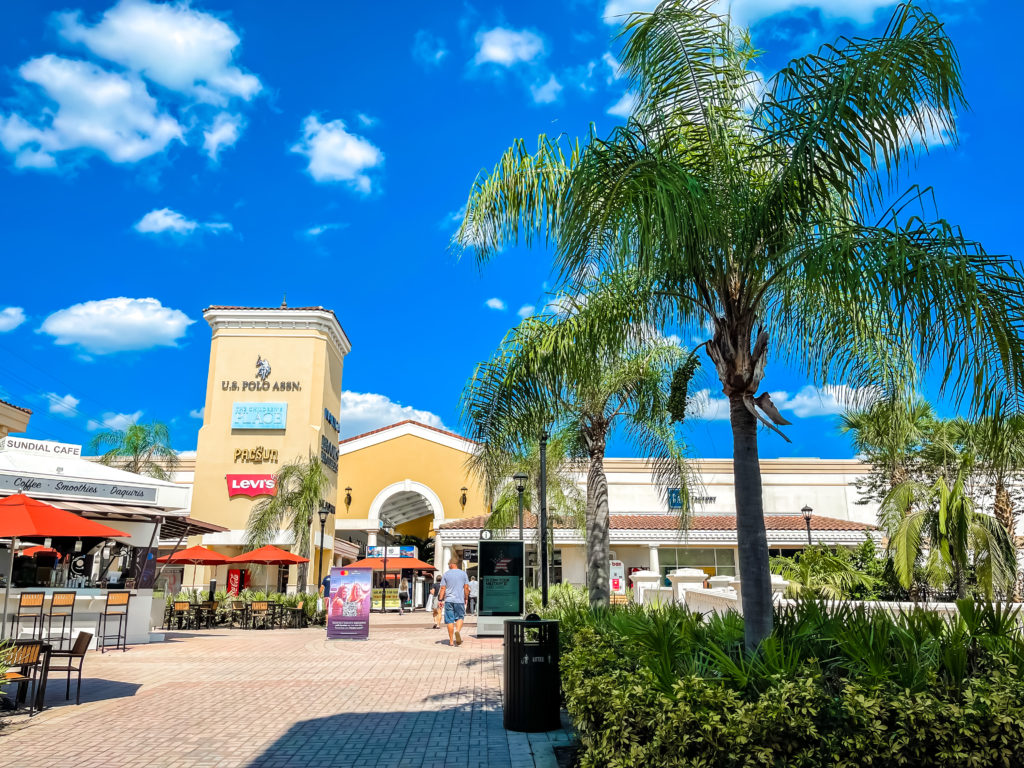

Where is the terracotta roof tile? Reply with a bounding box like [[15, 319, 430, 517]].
[[339, 420, 480, 446], [0, 398, 32, 415], [439, 512, 873, 531]]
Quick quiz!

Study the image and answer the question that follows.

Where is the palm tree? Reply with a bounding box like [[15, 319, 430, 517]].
[[967, 411, 1024, 540], [89, 420, 180, 480], [770, 545, 878, 600], [885, 466, 1016, 599], [245, 454, 328, 592], [456, 1, 1024, 648], [464, 311, 692, 607]]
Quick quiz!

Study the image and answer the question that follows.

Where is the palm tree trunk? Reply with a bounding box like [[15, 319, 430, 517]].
[[584, 427, 610, 608], [729, 394, 773, 651]]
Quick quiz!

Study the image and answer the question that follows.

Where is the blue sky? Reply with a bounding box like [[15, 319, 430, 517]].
[[0, 0, 1019, 460]]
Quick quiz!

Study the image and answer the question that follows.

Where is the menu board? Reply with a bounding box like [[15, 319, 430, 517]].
[[479, 540, 524, 617], [326, 567, 372, 640]]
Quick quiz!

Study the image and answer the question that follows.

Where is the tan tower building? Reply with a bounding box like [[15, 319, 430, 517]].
[[189, 305, 351, 592]]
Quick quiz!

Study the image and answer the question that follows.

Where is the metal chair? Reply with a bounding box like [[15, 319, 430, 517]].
[[44, 591, 76, 650], [8, 592, 45, 640], [248, 601, 270, 629], [96, 591, 130, 653], [228, 600, 247, 628], [283, 600, 307, 628], [1, 641, 44, 716], [47, 631, 92, 705], [198, 600, 219, 629], [170, 601, 192, 630]]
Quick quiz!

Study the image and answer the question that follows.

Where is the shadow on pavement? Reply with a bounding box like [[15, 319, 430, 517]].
[[43, 678, 142, 707]]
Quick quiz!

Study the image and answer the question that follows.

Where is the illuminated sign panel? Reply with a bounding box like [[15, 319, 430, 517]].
[[231, 402, 287, 430], [226, 474, 277, 498]]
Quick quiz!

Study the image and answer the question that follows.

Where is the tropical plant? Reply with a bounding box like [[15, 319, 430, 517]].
[[885, 465, 1017, 598], [244, 453, 329, 592], [89, 420, 180, 480], [464, 314, 692, 607], [769, 545, 878, 599], [456, 1, 1024, 648], [966, 410, 1024, 540]]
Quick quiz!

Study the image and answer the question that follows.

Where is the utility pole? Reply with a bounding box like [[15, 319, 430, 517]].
[[539, 431, 549, 608]]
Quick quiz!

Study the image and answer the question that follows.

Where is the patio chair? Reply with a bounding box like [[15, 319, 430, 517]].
[[283, 600, 307, 628], [1, 640, 43, 716], [170, 601, 193, 630], [198, 601, 219, 629], [249, 601, 270, 630], [96, 590, 130, 653], [47, 631, 92, 705], [7, 592, 45, 640], [44, 591, 76, 651], [228, 600, 247, 628]]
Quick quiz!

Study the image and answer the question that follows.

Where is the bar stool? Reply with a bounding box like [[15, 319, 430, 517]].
[[8, 592, 45, 640], [97, 590, 131, 653], [44, 591, 77, 650]]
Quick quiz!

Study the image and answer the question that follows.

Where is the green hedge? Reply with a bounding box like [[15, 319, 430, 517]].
[[557, 600, 1024, 767]]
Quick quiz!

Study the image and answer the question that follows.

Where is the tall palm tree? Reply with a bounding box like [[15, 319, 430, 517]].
[[245, 454, 329, 592], [885, 466, 1016, 599], [456, 1, 1024, 648], [967, 411, 1024, 540], [89, 420, 180, 480], [464, 310, 691, 607]]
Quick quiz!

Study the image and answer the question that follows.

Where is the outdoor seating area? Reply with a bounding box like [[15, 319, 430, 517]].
[[0, 629, 95, 717], [4, 589, 132, 652], [162, 593, 309, 631]]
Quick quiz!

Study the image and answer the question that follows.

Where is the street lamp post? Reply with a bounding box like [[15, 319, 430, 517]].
[[539, 431, 549, 608], [513, 472, 527, 542], [317, 503, 330, 586], [801, 505, 813, 546]]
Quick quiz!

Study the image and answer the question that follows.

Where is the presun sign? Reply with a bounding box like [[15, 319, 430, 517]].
[[225, 474, 277, 498]]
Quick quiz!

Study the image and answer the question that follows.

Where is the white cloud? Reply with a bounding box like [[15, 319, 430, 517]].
[[412, 30, 448, 67], [39, 297, 194, 354], [607, 91, 638, 118], [474, 28, 544, 67], [203, 112, 242, 161], [517, 304, 535, 319], [531, 75, 563, 104], [898, 106, 954, 151], [304, 222, 346, 239], [338, 391, 446, 439], [177, 449, 197, 459], [189, 407, 204, 419], [602, 52, 624, 83], [356, 113, 377, 128], [689, 389, 731, 420], [87, 410, 142, 432], [291, 115, 384, 193], [58, 0, 261, 105], [604, 0, 901, 27], [0, 307, 26, 332], [134, 207, 231, 236], [46, 392, 80, 417], [485, 297, 507, 311], [0, 55, 183, 168], [772, 384, 879, 417]]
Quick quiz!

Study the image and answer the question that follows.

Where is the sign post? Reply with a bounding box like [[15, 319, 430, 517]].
[[477, 539, 524, 637], [325, 567, 372, 640]]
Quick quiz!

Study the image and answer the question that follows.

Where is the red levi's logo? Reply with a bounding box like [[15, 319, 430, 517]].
[[226, 474, 277, 498]]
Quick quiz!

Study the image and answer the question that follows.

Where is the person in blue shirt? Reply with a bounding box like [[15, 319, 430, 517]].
[[438, 559, 470, 646]]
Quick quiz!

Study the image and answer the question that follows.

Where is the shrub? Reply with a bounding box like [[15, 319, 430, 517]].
[[556, 599, 1024, 766]]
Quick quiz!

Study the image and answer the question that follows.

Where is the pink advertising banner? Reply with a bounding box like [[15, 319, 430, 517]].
[[326, 566, 372, 640]]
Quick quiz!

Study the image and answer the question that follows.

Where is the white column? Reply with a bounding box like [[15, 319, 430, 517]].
[[648, 545, 660, 574], [443, 546, 452, 568], [367, 532, 377, 548]]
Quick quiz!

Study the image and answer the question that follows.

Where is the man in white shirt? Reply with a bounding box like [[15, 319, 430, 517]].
[[468, 576, 479, 614], [438, 560, 470, 646]]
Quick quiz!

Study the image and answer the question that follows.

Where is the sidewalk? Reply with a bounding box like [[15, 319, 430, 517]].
[[0, 612, 573, 768]]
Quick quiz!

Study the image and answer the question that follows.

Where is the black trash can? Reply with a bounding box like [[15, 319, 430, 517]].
[[503, 616, 561, 732]]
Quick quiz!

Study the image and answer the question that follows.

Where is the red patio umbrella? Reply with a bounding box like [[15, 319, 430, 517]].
[[228, 545, 309, 592], [1, 493, 127, 639], [156, 545, 232, 565], [343, 556, 436, 571], [20, 545, 60, 559]]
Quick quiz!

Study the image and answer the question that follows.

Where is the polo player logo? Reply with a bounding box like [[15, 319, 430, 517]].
[[255, 356, 271, 381]]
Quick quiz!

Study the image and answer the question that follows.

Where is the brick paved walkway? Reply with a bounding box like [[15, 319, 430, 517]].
[[0, 613, 572, 768]]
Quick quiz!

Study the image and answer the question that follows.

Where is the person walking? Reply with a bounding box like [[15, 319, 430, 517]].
[[468, 576, 479, 614], [429, 576, 443, 629], [438, 559, 470, 646], [398, 577, 409, 616]]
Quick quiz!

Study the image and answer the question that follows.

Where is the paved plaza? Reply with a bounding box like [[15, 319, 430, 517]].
[[0, 613, 572, 768]]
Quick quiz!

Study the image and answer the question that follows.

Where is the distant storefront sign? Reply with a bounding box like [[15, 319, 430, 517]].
[[0, 472, 157, 503], [479, 540, 524, 617], [323, 408, 341, 434], [233, 446, 279, 464], [320, 434, 338, 472], [225, 474, 277, 498], [0, 437, 82, 457], [326, 567, 372, 640], [231, 402, 287, 430], [667, 488, 716, 509], [367, 545, 416, 559]]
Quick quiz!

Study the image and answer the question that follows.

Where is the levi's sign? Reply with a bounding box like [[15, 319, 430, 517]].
[[231, 402, 287, 430], [226, 474, 277, 498]]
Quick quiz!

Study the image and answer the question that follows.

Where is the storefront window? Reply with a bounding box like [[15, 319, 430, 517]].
[[658, 548, 736, 582]]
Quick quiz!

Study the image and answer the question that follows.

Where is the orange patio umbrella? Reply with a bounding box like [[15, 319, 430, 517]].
[[1, 493, 127, 639], [228, 545, 309, 592], [343, 556, 436, 572], [20, 545, 60, 559], [156, 545, 233, 565]]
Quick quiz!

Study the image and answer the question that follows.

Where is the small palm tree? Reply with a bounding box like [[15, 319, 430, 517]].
[[464, 311, 692, 607], [245, 454, 328, 592], [89, 420, 179, 480], [885, 467, 1016, 599], [967, 411, 1024, 540], [770, 546, 878, 600]]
